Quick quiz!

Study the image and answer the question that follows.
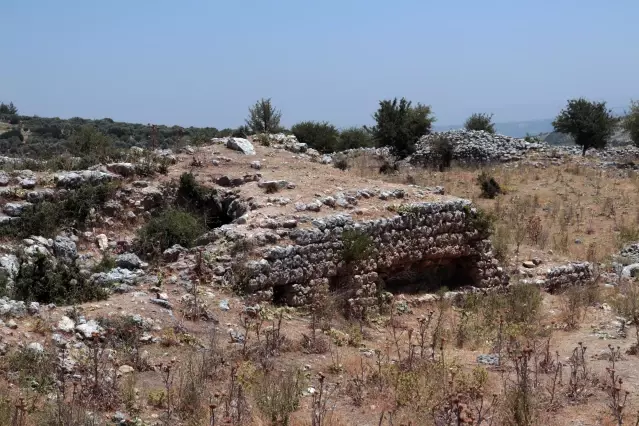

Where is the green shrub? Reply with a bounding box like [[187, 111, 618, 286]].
[[369, 98, 435, 159], [291, 121, 340, 153], [0, 102, 17, 115], [135, 208, 204, 257], [67, 125, 116, 164], [245, 98, 282, 134], [338, 127, 374, 150], [2, 182, 119, 238], [464, 113, 495, 133], [624, 100, 639, 146], [0, 129, 23, 141], [12, 252, 107, 304], [341, 230, 373, 263], [430, 135, 454, 171], [477, 171, 502, 199]]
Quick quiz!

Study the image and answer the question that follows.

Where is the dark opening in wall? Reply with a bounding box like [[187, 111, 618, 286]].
[[272, 285, 288, 305], [380, 257, 478, 294]]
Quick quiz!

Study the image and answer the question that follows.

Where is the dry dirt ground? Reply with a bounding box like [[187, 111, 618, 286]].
[[2, 143, 639, 426]]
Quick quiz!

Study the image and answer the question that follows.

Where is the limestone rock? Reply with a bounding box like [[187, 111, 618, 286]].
[[225, 138, 256, 155]]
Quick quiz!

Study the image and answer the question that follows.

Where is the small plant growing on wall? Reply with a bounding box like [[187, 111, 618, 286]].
[[341, 230, 373, 264]]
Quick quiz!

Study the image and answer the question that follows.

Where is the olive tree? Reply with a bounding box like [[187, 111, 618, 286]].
[[552, 98, 615, 156]]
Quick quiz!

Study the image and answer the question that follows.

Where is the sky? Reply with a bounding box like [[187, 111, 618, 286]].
[[2, 0, 638, 129]]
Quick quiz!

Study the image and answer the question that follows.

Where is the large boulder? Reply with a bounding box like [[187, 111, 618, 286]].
[[3, 202, 31, 217], [225, 138, 256, 155], [107, 163, 136, 177], [115, 253, 147, 270], [53, 235, 78, 262]]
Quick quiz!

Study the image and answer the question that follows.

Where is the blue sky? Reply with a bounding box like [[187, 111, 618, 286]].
[[2, 0, 637, 128]]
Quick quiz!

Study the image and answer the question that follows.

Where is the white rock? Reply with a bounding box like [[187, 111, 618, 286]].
[[57, 316, 75, 333], [225, 138, 256, 155]]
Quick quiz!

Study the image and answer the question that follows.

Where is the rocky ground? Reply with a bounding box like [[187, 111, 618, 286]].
[[0, 131, 638, 425]]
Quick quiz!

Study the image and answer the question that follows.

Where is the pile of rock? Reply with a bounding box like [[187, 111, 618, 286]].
[[411, 130, 547, 165], [542, 262, 594, 292]]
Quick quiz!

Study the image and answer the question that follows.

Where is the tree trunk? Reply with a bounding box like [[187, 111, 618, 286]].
[[582, 145, 587, 156]]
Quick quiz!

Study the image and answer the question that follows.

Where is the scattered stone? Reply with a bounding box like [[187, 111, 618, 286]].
[[96, 234, 109, 250], [27, 342, 44, 353], [219, 299, 230, 311], [149, 298, 172, 310], [3, 202, 31, 217], [0, 172, 9, 186], [118, 365, 135, 375], [522, 260, 536, 268], [75, 320, 104, 339], [477, 354, 500, 366], [57, 316, 76, 333], [19, 178, 36, 189], [250, 161, 261, 170]]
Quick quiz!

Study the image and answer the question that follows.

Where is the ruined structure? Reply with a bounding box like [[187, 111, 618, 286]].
[[237, 199, 508, 312]]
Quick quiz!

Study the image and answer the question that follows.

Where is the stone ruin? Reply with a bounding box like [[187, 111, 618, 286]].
[[233, 198, 509, 313]]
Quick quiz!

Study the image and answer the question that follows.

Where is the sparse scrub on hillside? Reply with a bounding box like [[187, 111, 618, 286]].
[[1, 181, 119, 238], [553, 98, 616, 156], [246, 98, 282, 134], [369, 97, 435, 159], [464, 112, 495, 133], [291, 121, 340, 153]]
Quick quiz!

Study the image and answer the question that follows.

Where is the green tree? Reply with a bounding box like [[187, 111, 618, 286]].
[[68, 125, 115, 162], [369, 98, 435, 159], [291, 121, 340, 153], [0, 102, 18, 115], [552, 98, 615, 156], [464, 113, 495, 133], [246, 98, 282, 134], [338, 127, 374, 150], [623, 100, 639, 146]]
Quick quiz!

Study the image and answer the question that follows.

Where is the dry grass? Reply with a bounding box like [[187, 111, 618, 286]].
[[351, 154, 639, 264]]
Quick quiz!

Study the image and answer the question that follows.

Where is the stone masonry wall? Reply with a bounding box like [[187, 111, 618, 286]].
[[240, 199, 508, 310]]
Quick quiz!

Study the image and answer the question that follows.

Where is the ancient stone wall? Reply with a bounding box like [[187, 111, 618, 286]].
[[240, 199, 508, 310]]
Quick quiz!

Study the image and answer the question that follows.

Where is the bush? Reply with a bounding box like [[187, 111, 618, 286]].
[[2, 182, 119, 238], [333, 154, 349, 171], [254, 369, 305, 426], [341, 230, 373, 263], [370, 98, 435, 159], [464, 113, 495, 133], [477, 171, 502, 198], [338, 127, 374, 150], [136, 208, 204, 257], [246, 98, 282, 134], [623, 100, 639, 146], [0, 102, 18, 115], [291, 121, 340, 153], [12, 252, 107, 304], [0, 129, 23, 141], [553, 98, 616, 156], [67, 125, 116, 163], [430, 135, 454, 171]]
